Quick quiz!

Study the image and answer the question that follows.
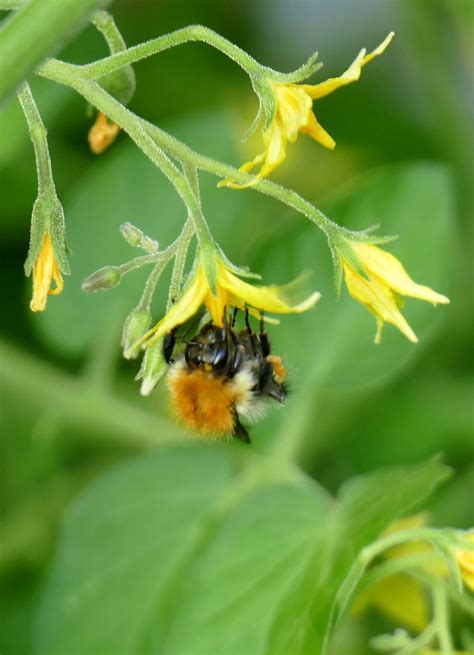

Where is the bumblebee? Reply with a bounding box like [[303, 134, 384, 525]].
[[164, 310, 287, 443]]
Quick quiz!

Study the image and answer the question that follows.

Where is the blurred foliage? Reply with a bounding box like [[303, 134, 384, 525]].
[[0, 1, 473, 654]]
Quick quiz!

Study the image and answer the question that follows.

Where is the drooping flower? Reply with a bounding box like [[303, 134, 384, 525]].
[[25, 192, 69, 313], [88, 111, 120, 154], [125, 254, 321, 356], [29, 231, 64, 312], [219, 32, 394, 189], [340, 240, 449, 343]]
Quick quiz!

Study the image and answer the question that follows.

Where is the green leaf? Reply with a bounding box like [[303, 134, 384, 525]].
[[32, 448, 450, 655], [320, 456, 452, 653]]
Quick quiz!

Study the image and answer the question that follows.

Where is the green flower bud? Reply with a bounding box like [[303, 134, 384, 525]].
[[81, 266, 121, 293], [121, 308, 152, 359], [120, 222, 159, 252], [136, 340, 167, 396]]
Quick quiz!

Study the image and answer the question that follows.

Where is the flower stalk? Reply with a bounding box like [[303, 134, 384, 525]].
[[18, 82, 69, 311]]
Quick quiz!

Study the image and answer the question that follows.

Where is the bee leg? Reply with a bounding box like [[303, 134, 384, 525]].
[[244, 307, 259, 356], [231, 306, 239, 327], [245, 306, 253, 332], [163, 328, 178, 364], [232, 411, 251, 443], [259, 313, 271, 357]]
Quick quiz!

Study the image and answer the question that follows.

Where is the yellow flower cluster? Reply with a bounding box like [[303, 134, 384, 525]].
[[128, 254, 320, 354]]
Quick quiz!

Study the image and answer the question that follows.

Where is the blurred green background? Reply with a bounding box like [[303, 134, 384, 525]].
[[1, 1, 473, 653]]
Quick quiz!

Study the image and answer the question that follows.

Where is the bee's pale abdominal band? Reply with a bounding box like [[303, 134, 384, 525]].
[[165, 315, 287, 443]]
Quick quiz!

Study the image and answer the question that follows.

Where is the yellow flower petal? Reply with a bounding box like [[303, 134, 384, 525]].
[[137, 267, 208, 350], [274, 84, 313, 142], [341, 239, 449, 343], [219, 263, 321, 315], [30, 232, 64, 312], [342, 259, 418, 343], [299, 109, 336, 150], [352, 243, 450, 305], [302, 32, 395, 100], [88, 111, 120, 154]]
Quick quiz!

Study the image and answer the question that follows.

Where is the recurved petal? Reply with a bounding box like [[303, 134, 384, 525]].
[[299, 110, 336, 150], [302, 32, 394, 101], [343, 260, 418, 343], [352, 242, 450, 305], [217, 152, 266, 189], [220, 265, 321, 315]]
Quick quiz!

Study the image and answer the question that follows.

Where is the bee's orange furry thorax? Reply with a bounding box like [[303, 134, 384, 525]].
[[168, 368, 236, 435]]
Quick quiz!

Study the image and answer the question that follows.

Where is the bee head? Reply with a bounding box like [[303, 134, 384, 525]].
[[184, 324, 231, 374]]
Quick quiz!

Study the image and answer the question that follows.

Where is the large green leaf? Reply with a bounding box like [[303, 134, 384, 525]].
[[33, 447, 450, 655]]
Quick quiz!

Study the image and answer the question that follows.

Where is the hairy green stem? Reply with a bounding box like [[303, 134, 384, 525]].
[[136, 217, 194, 312], [432, 583, 453, 655], [39, 59, 340, 240], [78, 24, 262, 80], [0, 0, 111, 104], [117, 253, 160, 276], [44, 65, 214, 250], [167, 216, 194, 312], [0, 339, 181, 447], [17, 82, 54, 194]]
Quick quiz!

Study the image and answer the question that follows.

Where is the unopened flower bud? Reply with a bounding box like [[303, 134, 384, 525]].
[[81, 266, 121, 293], [121, 308, 152, 359], [137, 341, 167, 396], [120, 222, 159, 252]]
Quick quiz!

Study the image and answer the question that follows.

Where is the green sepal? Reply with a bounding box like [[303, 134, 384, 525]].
[[121, 307, 152, 359], [120, 222, 159, 252], [271, 51, 323, 84], [252, 76, 277, 133], [136, 339, 167, 396], [327, 237, 343, 299], [331, 233, 369, 281], [345, 224, 399, 246], [92, 10, 136, 106], [24, 189, 69, 277], [216, 246, 262, 280], [200, 242, 218, 296]]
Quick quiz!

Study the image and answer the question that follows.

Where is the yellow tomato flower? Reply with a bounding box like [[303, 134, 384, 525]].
[[30, 231, 64, 312], [88, 111, 120, 154], [341, 241, 449, 343], [219, 32, 394, 188], [453, 531, 474, 592], [127, 254, 321, 356]]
